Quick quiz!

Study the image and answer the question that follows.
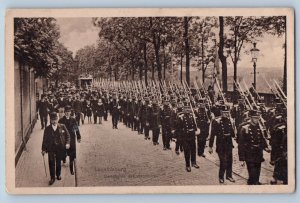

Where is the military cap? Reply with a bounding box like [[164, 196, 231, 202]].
[[49, 112, 58, 120]]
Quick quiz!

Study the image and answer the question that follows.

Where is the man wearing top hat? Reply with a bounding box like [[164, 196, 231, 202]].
[[209, 105, 235, 183], [238, 109, 271, 185], [58, 105, 81, 175], [42, 112, 71, 185]]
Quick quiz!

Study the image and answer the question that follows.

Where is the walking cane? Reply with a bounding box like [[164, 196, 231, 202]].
[[42, 153, 47, 177], [74, 158, 78, 187]]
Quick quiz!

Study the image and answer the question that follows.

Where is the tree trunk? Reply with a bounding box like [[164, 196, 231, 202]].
[[233, 29, 238, 90], [150, 17, 162, 80], [184, 17, 190, 85], [218, 16, 228, 92], [180, 54, 183, 82], [143, 43, 148, 86], [283, 16, 287, 95], [201, 37, 205, 83]]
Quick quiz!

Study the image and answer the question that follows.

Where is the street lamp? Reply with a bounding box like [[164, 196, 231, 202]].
[[250, 42, 260, 89]]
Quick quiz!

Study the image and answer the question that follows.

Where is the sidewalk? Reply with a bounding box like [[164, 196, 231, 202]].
[[15, 119, 75, 187]]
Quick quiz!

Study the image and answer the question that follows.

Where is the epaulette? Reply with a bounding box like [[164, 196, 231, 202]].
[[215, 117, 221, 123], [242, 124, 250, 134]]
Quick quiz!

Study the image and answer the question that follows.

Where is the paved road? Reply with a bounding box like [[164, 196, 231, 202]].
[[16, 115, 275, 187]]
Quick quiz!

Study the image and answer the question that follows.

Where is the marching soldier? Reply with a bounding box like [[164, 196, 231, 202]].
[[58, 105, 81, 175], [141, 97, 151, 140], [238, 109, 271, 185], [270, 113, 287, 185], [41, 112, 71, 185], [150, 98, 161, 145], [133, 97, 140, 132], [91, 95, 98, 124], [195, 100, 210, 157], [111, 94, 121, 129], [160, 98, 173, 150], [209, 105, 235, 183], [174, 101, 184, 155], [177, 105, 200, 172]]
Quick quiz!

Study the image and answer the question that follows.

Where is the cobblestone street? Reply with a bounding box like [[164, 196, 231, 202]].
[[15, 115, 275, 187]]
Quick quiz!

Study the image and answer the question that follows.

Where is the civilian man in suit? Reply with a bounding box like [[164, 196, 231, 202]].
[[42, 112, 71, 185]]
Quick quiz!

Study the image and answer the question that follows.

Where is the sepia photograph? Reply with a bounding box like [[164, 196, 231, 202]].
[[5, 8, 295, 194]]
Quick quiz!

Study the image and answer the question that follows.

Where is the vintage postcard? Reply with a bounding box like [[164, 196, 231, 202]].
[[5, 8, 295, 194]]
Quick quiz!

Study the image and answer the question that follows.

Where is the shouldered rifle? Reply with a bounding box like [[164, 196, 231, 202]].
[[215, 79, 237, 137], [181, 81, 199, 130]]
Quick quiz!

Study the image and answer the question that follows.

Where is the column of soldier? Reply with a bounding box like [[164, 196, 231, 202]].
[[38, 78, 287, 186]]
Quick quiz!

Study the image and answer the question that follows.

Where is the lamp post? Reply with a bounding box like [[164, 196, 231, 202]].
[[250, 42, 260, 89]]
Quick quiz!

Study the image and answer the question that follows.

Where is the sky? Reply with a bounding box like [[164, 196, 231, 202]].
[[56, 18, 100, 57], [56, 17, 285, 70]]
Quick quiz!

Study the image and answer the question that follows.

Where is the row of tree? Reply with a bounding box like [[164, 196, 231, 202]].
[[14, 16, 286, 93], [14, 18, 74, 85], [73, 16, 286, 92]]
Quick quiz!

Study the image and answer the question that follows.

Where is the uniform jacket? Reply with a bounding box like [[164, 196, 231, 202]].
[[238, 123, 268, 163], [177, 112, 197, 141], [209, 117, 234, 153], [160, 105, 174, 129], [150, 104, 161, 129], [195, 107, 210, 135], [270, 122, 287, 162]]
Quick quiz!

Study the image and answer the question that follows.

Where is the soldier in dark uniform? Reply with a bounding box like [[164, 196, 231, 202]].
[[141, 97, 151, 140], [209, 105, 235, 183], [133, 97, 140, 132], [128, 96, 135, 130], [160, 98, 173, 150], [238, 110, 271, 185], [177, 105, 200, 172], [231, 99, 246, 129], [91, 95, 98, 124], [58, 106, 81, 175], [150, 98, 161, 145], [37, 94, 49, 129], [270, 113, 287, 184], [174, 101, 184, 155], [111, 94, 121, 129], [102, 95, 109, 121], [195, 100, 210, 157], [42, 112, 71, 185]]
